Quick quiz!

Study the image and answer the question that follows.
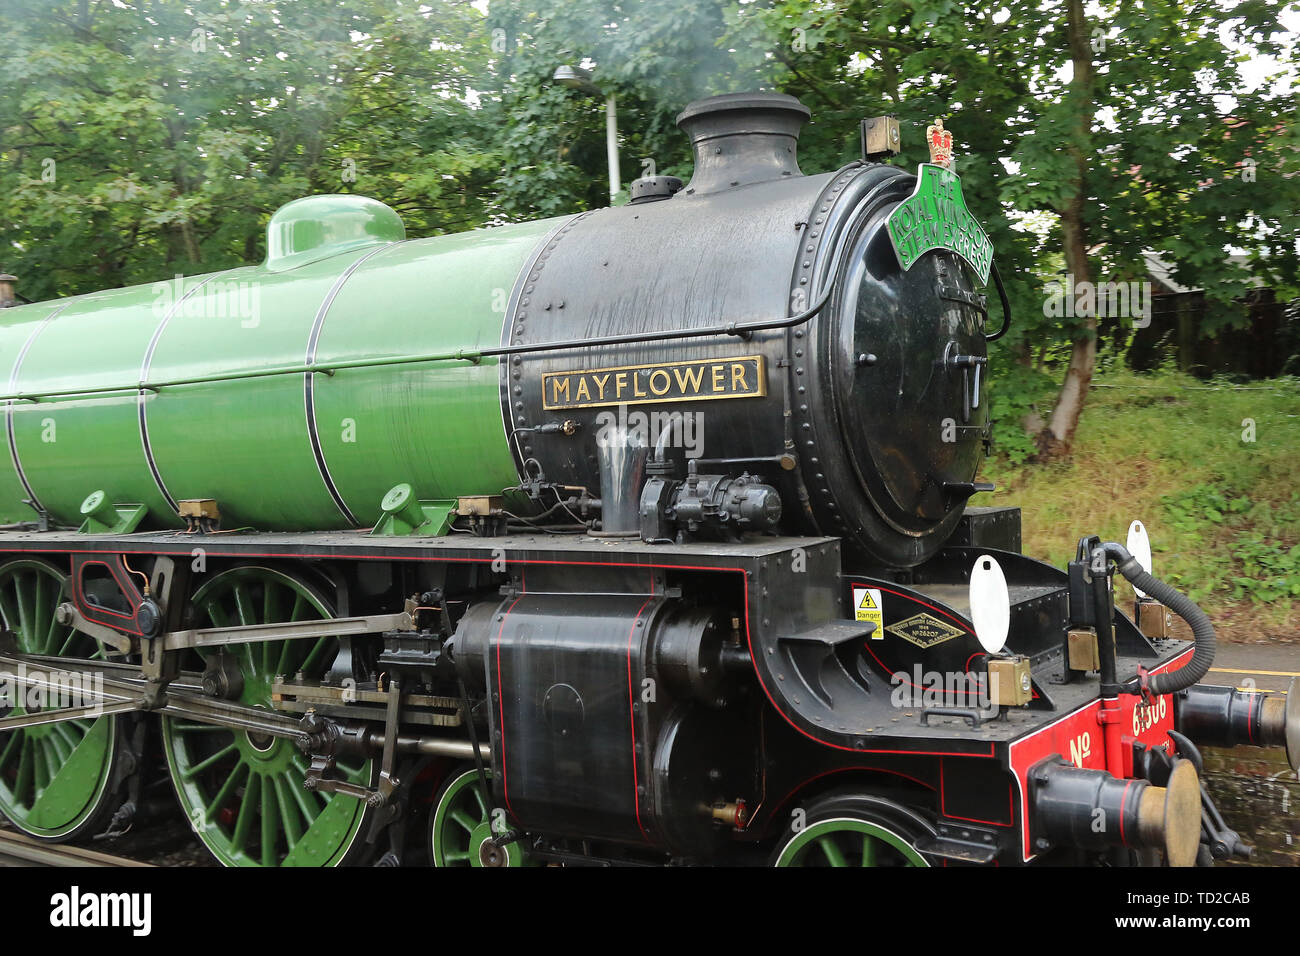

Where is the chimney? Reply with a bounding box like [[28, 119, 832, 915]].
[[675, 92, 811, 197]]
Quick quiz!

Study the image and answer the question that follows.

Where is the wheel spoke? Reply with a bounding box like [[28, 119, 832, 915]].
[[862, 834, 876, 866], [0, 733, 20, 770], [260, 776, 277, 865], [167, 567, 365, 866], [450, 808, 478, 833], [263, 583, 284, 626], [33, 574, 49, 652], [236, 642, 257, 681], [56, 627, 79, 656], [16, 574, 35, 650], [204, 758, 249, 819], [44, 731, 71, 765], [31, 745, 48, 794], [231, 773, 261, 854], [182, 742, 238, 781], [283, 770, 320, 827], [275, 640, 294, 679], [206, 602, 231, 630], [298, 637, 330, 676], [0, 561, 120, 840], [52, 721, 81, 751], [14, 742, 33, 800], [233, 583, 256, 628], [40, 740, 63, 782], [817, 835, 847, 867], [0, 586, 19, 642], [272, 775, 301, 850]]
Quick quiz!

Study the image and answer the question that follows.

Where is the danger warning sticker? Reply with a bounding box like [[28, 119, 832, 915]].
[[852, 586, 884, 639]]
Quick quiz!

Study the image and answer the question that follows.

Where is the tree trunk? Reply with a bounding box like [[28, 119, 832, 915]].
[[1041, 0, 1097, 457]]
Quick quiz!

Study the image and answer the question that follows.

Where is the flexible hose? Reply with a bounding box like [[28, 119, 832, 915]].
[[1101, 542, 1215, 696]]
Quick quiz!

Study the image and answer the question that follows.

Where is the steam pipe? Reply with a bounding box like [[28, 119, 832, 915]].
[[1101, 542, 1216, 696], [0, 284, 835, 404]]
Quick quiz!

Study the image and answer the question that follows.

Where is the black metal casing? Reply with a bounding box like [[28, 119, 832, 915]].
[[501, 93, 991, 568]]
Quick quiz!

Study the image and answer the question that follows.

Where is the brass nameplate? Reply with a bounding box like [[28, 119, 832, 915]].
[[885, 613, 966, 649], [542, 356, 766, 410]]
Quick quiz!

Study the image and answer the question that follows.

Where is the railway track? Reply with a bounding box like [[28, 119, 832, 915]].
[[0, 829, 152, 867]]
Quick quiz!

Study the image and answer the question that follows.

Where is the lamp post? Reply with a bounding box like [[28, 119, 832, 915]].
[[553, 65, 621, 205]]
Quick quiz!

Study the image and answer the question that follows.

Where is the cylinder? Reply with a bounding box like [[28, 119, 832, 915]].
[[593, 425, 647, 535], [1030, 757, 1201, 866], [1177, 680, 1299, 773]]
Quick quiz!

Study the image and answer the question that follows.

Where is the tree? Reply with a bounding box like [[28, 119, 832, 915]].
[[0, 0, 501, 301], [3, 0, 1295, 467], [1001, 0, 1300, 453]]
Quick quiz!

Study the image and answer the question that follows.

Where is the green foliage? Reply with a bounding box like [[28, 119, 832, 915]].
[[986, 360, 1058, 464], [1, 0, 1297, 483], [987, 369, 1300, 631], [1228, 534, 1300, 603], [3, 0, 1295, 328], [1159, 486, 1300, 603], [0, 0, 504, 299], [1160, 484, 1253, 537]]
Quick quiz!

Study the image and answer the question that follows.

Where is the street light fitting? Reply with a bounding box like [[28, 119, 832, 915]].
[[552, 64, 602, 96]]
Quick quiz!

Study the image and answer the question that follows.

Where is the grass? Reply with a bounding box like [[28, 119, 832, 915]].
[[979, 369, 1300, 643]]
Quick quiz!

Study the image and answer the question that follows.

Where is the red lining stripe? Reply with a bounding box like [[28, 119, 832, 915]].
[[493, 596, 522, 818], [72, 559, 144, 635], [2, 545, 996, 759], [1118, 779, 1134, 845], [626, 598, 654, 842]]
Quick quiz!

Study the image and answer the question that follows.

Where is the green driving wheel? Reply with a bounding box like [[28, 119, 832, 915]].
[[161, 565, 374, 867], [771, 791, 932, 867], [430, 768, 526, 867], [0, 558, 122, 841], [773, 818, 930, 867]]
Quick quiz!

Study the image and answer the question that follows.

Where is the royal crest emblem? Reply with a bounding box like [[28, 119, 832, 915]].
[[926, 117, 953, 169]]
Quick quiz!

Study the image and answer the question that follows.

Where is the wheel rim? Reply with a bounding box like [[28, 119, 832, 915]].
[[0, 559, 119, 840], [431, 769, 524, 867], [774, 817, 930, 867], [161, 566, 373, 867]]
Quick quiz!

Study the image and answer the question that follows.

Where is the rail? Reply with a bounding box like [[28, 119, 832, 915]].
[[0, 829, 152, 867]]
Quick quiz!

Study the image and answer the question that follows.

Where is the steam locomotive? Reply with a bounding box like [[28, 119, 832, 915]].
[[0, 92, 1293, 867]]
